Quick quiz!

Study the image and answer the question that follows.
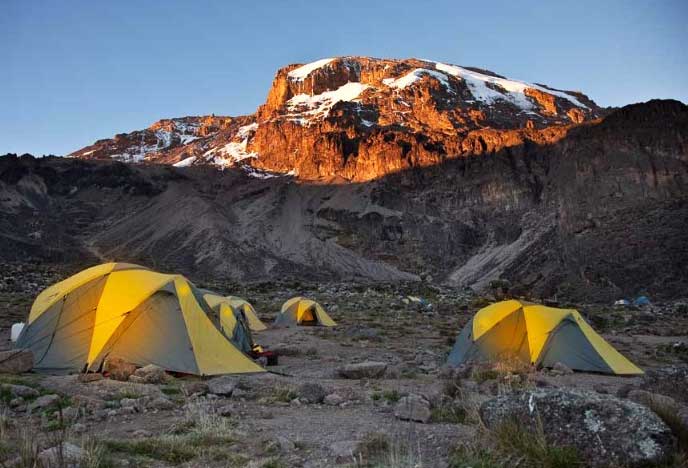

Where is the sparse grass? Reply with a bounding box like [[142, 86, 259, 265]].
[[647, 398, 688, 454], [270, 384, 298, 403], [106, 399, 237, 464], [430, 401, 466, 424], [449, 420, 582, 468]]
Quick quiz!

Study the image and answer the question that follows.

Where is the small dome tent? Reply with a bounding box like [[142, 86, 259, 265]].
[[274, 297, 336, 327], [15, 263, 264, 375], [203, 293, 256, 353], [226, 296, 267, 331], [447, 300, 642, 375]]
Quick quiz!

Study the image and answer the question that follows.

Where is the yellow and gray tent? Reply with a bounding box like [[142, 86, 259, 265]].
[[15, 263, 264, 376], [447, 300, 642, 375], [274, 297, 336, 327], [202, 293, 255, 354], [226, 296, 267, 331]]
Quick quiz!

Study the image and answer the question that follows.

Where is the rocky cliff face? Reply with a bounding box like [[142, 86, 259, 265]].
[[71, 56, 604, 181]]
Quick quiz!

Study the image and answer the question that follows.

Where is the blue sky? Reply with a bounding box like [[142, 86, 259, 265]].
[[1, 0, 686, 156]]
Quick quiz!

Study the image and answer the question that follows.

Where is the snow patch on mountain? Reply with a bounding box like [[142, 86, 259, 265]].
[[383, 68, 452, 91], [433, 61, 588, 110], [287, 82, 370, 123], [173, 155, 197, 167], [202, 123, 259, 168], [288, 58, 334, 81]]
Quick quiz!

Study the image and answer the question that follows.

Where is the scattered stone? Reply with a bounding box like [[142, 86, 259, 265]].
[[72, 423, 87, 433], [330, 440, 359, 459], [271, 343, 302, 356], [275, 435, 296, 452], [133, 429, 152, 438], [324, 393, 344, 406], [38, 443, 84, 466], [182, 381, 209, 396], [103, 357, 137, 381], [480, 388, 675, 467], [147, 396, 175, 410], [10, 397, 24, 408], [218, 404, 234, 417], [207, 376, 237, 396], [132, 364, 170, 384], [337, 361, 387, 379], [298, 383, 326, 404], [120, 398, 139, 409], [0, 349, 33, 373], [394, 394, 431, 423], [550, 361, 574, 375], [2, 383, 39, 398], [77, 373, 104, 383], [28, 394, 60, 412]]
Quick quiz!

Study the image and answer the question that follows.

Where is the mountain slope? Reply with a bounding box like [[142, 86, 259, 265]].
[[5, 99, 688, 301]]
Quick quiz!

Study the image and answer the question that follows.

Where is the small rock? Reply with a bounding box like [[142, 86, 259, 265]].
[[298, 383, 326, 404], [147, 396, 174, 410], [275, 435, 295, 452], [28, 394, 60, 412], [77, 373, 104, 383], [394, 394, 431, 423], [324, 393, 344, 406], [127, 375, 146, 384], [120, 398, 138, 409], [207, 376, 237, 396], [72, 423, 87, 433], [3, 383, 39, 399], [0, 349, 33, 373], [132, 429, 152, 438], [38, 442, 84, 466], [218, 404, 234, 417], [132, 364, 170, 384], [10, 397, 24, 408], [337, 361, 387, 379], [330, 440, 359, 459], [103, 357, 137, 381], [550, 362, 574, 375], [182, 381, 209, 396]]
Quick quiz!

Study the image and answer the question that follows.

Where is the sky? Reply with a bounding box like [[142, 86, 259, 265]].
[[1, 0, 687, 156]]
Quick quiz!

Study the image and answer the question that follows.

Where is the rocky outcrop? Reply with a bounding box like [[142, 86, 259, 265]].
[[480, 388, 675, 467]]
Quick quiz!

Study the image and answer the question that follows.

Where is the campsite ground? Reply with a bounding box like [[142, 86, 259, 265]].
[[1, 263, 687, 467]]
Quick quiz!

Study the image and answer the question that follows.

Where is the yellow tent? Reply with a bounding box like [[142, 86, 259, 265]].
[[227, 296, 268, 331], [16, 263, 264, 375], [202, 293, 257, 353], [274, 297, 336, 327], [447, 300, 642, 375]]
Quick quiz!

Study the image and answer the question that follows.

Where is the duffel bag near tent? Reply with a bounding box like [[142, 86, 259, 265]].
[[15, 263, 264, 375], [447, 300, 642, 375], [274, 297, 336, 327]]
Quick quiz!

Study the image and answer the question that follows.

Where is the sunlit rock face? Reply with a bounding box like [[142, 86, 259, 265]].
[[72, 56, 604, 181]]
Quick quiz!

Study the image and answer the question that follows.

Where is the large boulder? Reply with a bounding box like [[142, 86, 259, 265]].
[[337, 361, 387, 379], [103, 357, 137, 381], [0, 349, 33, 374], [480, 388, 675, 467], [394, 394, 431, 423]]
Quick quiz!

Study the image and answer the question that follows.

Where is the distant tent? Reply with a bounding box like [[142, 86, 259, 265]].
[[15, 263, 264, 375], [227, 296, 268, 331], [274, 297, 336, 327], [447, 300, 642, 375], [203, 293, 256, 353]]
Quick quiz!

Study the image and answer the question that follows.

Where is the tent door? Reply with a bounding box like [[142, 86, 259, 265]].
[[300, 307, 317, 326]]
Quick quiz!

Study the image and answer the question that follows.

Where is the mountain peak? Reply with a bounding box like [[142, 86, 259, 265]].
[[72, 56, 603, 180]]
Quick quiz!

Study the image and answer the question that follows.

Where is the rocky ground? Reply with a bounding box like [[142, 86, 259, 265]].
[[1, 262, 687, 467]]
